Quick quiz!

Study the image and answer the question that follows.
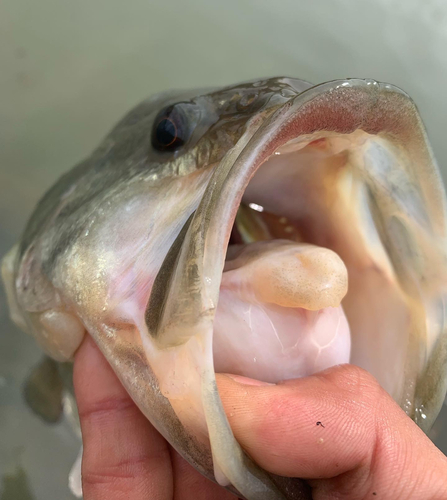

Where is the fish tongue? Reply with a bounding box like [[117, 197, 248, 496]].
[[214, 240, 351, 382], [223, 239, 348, 310]]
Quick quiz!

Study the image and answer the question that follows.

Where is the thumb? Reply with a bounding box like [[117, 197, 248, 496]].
[[216, 365, 447, 500]]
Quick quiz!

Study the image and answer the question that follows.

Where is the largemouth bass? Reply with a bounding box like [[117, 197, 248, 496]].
[[2, 77, 447, 500]]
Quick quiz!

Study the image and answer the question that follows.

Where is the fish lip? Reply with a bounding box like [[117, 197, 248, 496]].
[[194, 79, 411, 303]]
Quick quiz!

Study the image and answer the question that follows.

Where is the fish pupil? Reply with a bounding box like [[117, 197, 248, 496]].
[[156, 118, 178, 146], [152, 105, 187, 151]]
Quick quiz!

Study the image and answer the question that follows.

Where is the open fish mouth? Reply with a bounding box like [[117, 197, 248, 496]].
[[3, 77, 447, 500], [143, 79, 447, 497]]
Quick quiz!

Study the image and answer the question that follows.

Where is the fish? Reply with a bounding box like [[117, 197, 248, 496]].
[[2, 77, 447, 500], [1, 465, 35, 500]]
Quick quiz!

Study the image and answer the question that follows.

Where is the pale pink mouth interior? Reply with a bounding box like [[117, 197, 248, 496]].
[[211, 138, 354, 384]]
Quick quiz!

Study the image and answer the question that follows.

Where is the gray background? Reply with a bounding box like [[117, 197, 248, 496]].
[[1, 0, 447, 498]]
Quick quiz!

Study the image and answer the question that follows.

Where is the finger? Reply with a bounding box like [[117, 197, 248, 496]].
[[169, 448, 238, 500], [216, 365, 447, 500], [74, 335, 173, 500]]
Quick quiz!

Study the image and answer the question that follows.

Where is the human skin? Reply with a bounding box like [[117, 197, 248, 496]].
[[73, 336, 447, 500]]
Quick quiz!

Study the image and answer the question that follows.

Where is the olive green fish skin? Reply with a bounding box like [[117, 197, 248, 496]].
[[23, 357, 64, 424], [18, 78, 308, 271], [1, 466, 35, 500]]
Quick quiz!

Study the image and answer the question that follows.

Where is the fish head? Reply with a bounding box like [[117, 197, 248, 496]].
[[2, 77, 447, 500]]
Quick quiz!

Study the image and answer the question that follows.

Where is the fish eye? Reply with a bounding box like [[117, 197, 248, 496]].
[[151, 104, 190, 151]]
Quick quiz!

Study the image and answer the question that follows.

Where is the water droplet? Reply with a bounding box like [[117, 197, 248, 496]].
[[415, 405, 428, 421], [248, 202, 264, 212]]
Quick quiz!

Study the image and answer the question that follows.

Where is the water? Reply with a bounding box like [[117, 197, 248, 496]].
[[1, 0, 447, 497]]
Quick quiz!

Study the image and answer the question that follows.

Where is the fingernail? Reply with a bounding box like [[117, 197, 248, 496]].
[[224, 374, 274, 386]]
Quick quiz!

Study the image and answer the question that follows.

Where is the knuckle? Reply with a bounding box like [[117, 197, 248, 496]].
[[78, 396, 135, 423]]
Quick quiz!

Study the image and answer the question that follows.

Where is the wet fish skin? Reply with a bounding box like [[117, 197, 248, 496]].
[[23, 357, 64, 424]]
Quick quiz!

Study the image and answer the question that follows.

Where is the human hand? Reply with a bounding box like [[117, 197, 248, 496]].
[[74, 336, 447, 500], [73, 336, 237, 500]]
